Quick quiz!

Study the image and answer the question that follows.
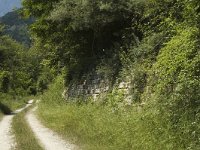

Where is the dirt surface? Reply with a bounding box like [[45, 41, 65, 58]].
[[0, 115, 16, 150], [0, 100, 33, 150], [26, 107, 76, 150]]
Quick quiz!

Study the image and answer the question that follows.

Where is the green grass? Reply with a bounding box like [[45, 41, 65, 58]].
[[38, 101, 180, 150], [12, 107, 43, 150], [35, 77, 177, 150], [36, 76, 200, 150]]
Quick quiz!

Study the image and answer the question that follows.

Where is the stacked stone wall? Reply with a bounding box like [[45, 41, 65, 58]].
[[63, 73, 133, 103]]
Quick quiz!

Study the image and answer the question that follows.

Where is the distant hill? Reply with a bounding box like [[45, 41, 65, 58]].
[[0, 10, 34, 46], [0, 0, 21, 17]]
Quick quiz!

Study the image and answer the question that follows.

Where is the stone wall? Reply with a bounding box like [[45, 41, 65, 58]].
[[62, 73, 133, 104]]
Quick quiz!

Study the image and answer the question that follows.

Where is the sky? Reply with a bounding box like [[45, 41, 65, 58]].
[[0, 0, 21, 17]]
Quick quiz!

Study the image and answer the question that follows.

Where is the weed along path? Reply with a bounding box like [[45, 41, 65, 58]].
[[0, 100, 33, 150], [26, 107, 76, 150]]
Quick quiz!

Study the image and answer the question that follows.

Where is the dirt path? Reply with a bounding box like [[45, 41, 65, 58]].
[[0, 115, 15, 150], [26, 107, 76, 150], [0, 101, 33, 150]]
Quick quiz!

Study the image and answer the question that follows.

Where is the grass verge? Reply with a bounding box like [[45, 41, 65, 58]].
[[38, 103, 173, 150], [37, 76, 200, 150], [12, 107, 43, 150], [36, 77, 169, 150]]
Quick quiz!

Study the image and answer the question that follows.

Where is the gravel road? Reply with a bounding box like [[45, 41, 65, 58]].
[[0, 102, 32, 150], [0, 114, 16, 150], [26, 107, 76, 150]]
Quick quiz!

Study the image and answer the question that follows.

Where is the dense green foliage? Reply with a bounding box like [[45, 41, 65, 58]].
[[22, 0, 146, 81], [22, 0, 199, 149], [0, 0, 199, 149], [0, 24, 36, 112], [0, 25, 32, 96]]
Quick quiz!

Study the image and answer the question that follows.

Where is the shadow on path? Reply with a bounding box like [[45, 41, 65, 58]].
[[0, 102, 12, 115]]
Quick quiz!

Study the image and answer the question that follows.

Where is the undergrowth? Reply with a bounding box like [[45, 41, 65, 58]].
[[36, 26, 200, 150], [0, 93, 28, 114], [37, 76, 200, 150]]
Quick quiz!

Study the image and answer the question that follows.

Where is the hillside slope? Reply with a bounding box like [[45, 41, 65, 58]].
[[0, 10, 34, 46]]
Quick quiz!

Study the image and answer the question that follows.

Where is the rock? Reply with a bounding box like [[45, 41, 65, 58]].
[[125, 96, 132, 105], [118, 82, 126, 89], [123, 88, 129, 95], [104, 86, 109, 92], [90, 89, 95, 94], [27, 99, 34, 104], [83, 80, 87, 85], [78, 85, 84, 89], [92, 94, 99, 100], [62, 90, 67, 99], [95, 88, 101, 94]]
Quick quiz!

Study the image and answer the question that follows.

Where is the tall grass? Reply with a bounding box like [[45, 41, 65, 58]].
[[12, 108, 43, 150], [37, 77, 197, 150], [38, 103, 170, 150]]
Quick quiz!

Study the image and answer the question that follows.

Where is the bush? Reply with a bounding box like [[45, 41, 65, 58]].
[[149, 27, 200, 149]]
